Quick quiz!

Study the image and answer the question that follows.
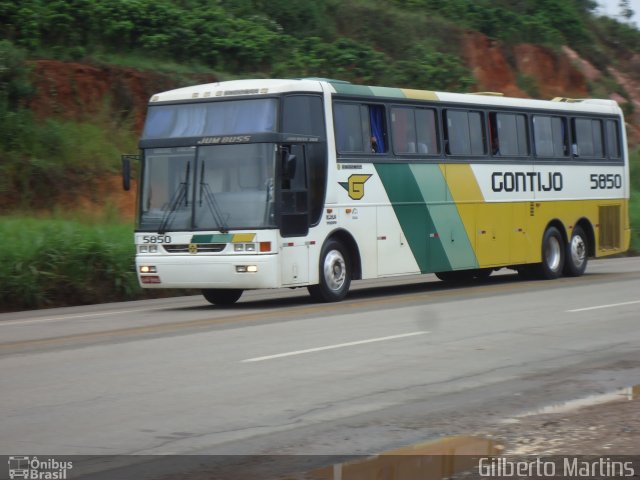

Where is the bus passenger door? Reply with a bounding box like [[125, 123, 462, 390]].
[[376, 206, 420, 276], [278, 145, 310, 286]]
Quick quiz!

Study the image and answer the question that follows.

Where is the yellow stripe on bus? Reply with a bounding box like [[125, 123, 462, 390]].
[[232, 233, 256, 243], [441, 163, 629, 267]]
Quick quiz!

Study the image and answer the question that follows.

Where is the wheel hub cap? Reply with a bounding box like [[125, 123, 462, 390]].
[[570, 235, 586, 267], [546, 236, 561, 271], [324, 250, 346, 291]]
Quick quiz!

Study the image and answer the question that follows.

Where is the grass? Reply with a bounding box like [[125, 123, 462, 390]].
[[0, 216, 138, 311]]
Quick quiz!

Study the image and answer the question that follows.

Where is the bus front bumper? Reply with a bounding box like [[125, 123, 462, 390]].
[[136, 254, 280, 289]]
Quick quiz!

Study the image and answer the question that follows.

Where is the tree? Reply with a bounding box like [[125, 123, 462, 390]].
[[619, 0, 635, 22]]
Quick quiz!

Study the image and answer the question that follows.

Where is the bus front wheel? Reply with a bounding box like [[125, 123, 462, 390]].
[[308, 240, 351, 302], [536, 226, 565, 279], [202, 288, 243, 305], [564, 225, 588, 277]]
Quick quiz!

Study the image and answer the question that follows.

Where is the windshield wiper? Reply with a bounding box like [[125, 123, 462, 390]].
[[199, 162, 229, 233], [158, 162, 190, 234]]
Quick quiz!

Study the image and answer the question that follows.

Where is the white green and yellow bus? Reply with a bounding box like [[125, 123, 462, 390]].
[[124, 78, 630, 304]]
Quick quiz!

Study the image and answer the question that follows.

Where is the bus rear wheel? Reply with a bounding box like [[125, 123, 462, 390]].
[[202, 288, 243, 305], [564, 225, 588, 277], [535, 226, 565, 279], [308, 240, 351, 302]]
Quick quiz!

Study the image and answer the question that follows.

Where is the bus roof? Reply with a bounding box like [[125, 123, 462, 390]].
[[149, 78, 621, 115]]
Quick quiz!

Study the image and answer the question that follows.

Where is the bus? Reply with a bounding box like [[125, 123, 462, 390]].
[[123, 78, 630, 304]]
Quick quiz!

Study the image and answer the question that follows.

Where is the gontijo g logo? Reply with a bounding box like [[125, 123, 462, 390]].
[[339, 174, 372, 200], [8, 456, 73, 479]]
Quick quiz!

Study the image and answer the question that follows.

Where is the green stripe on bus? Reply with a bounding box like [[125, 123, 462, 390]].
[[369, 86, 406, 98], [375, 163, 451, 273], [331, 84, 375, 96], [331, 84, 406, 98], [409, 165, 478, 270], [191, 234, 232, 243]]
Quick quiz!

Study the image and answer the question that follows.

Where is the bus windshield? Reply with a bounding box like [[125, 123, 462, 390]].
[[142, 98, 277, 139], [139, 144, 276, 232]]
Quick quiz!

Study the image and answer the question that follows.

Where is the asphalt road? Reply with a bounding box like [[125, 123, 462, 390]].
[[1, 257, 639, 466]]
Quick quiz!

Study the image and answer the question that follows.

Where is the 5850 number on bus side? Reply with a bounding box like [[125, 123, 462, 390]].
[[590, 174, 622, 190], [142, 235, 172, 244]]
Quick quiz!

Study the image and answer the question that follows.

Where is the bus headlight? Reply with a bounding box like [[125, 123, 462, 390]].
[[236, 265, 258, 273], [234, 243, 258, 252]]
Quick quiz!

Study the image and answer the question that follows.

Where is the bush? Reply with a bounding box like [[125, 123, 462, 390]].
[[0, 217, 138, 310], [0, 110, 136, 209]]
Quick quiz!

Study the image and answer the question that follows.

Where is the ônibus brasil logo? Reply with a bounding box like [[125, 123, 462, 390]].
[[8, 456, 73, 480]]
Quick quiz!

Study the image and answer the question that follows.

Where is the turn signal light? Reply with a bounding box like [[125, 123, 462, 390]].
[[259, 241, 271, 252]]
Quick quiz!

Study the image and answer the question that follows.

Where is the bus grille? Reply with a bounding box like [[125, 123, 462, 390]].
[[163, 244, 226, 253]]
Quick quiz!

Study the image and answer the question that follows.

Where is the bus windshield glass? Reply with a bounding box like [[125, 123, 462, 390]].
[[142, 98, 278, 139], [140, 144, 276, 231]]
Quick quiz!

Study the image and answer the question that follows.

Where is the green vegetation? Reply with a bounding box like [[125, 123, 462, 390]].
[[0, 110, 136, 209], [0, 216, 137, 310], [0, 41, 137, 209], [0, 0, 476, 89]]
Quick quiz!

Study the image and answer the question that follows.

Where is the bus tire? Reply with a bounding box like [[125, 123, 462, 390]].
[[564, 225, 588, 277], [517, 265, 535, 279], [202, 288, 243, 305], [308, 240, 351, 302], [535, 226, 565, 280]]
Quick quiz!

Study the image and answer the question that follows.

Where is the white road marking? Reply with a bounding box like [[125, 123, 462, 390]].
[[567, 300, 640, 313], [242, 331, 429, 363]]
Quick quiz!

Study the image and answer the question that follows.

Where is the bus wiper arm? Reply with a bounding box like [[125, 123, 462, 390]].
[[158, 161, 190, 234], [199, 163, 229, 233]]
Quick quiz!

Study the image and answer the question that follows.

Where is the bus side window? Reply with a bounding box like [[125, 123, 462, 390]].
[[606, 120, 621, 159], [391, 107, 417, 154], [444, 109, 485, 156], [489, 113, 499, 155], [334, 103, 366, 152], [416, 108, 439, 154], [282, 95, 325, 137], [334, 102, 387, 154], [533, 115, 568, 158], [491, 112, 529, 156], [369, 104, 387, 153], [572, 117, 604, 159]]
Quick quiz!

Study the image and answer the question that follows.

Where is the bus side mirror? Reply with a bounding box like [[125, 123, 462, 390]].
[[121, 154, 140, 191], [122, 155, 131, 191]]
